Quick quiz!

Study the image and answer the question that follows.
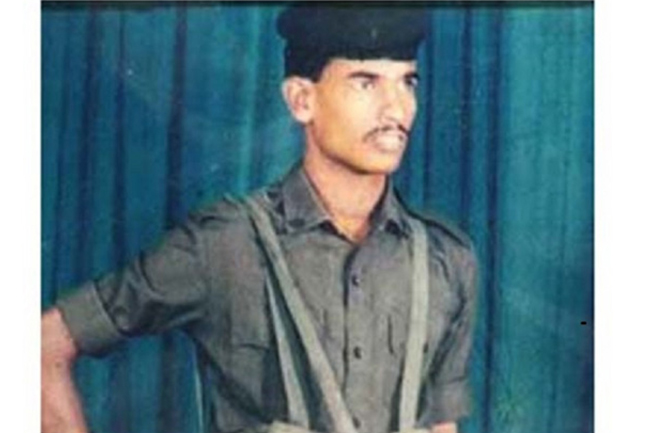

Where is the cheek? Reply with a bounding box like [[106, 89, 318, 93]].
[[322, 97, 370, 138]]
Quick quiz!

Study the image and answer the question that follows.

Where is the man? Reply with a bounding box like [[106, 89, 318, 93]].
[[42, 4, 477, 433]]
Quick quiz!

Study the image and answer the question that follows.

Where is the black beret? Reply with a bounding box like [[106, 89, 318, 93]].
[[277, 3, 428, 78]]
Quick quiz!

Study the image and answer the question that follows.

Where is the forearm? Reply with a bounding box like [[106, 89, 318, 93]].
[[41, 308, 89, 433]]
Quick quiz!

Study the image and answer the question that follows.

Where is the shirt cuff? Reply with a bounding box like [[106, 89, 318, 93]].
[[56, 282, 124, 356], [416, 379, 471, 426]]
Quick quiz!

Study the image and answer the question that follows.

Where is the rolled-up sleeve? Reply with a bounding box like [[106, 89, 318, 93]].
[[417, 244, 478, 426], [56, 216, 209, 357]]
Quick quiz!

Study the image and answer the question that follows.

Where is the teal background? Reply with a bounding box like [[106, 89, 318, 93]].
[[41, 2, 594, 433]]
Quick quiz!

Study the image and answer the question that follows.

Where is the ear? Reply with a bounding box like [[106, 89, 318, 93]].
[[281, 77, 316, 124]]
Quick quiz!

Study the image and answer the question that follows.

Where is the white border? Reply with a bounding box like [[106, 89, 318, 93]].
[[1, 0, 40, 431], [596, 0, 650, 431]]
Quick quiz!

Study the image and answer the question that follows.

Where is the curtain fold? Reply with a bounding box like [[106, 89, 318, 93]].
[[41, 3, 594, 433]]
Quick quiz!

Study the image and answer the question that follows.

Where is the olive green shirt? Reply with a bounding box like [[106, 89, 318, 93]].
[[58, 165, 477, 433]]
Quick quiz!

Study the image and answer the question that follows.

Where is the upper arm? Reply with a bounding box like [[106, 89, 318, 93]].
[[54, 214, 213, 356]]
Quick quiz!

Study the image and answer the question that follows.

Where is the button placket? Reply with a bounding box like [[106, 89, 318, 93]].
[[347, 265, 364, 306], [344, 248, 373, 424]]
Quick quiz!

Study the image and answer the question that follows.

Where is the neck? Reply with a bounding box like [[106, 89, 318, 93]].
[[303, 156, 387, 243]]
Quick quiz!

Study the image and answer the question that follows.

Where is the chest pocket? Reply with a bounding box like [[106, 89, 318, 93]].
[[220, 281, 278, 411], [227, 249, 272, 350], [225, 277, 274, 394], [229, 282, 272, 350], [231, 314, 272, 350], [386, 311, 407, 358], [381, 310, 407, 409]]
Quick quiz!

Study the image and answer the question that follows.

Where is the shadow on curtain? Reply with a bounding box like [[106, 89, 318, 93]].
[[41, 2, 594, 433]]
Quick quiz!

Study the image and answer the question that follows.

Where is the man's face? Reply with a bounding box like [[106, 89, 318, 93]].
[[304, 58, 418, 176]]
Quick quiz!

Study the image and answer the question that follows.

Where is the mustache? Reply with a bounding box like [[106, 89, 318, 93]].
[[363, 124, 410, 142]]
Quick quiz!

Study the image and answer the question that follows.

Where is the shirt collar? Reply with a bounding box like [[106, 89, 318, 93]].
[[276, 164, 330, 233], [273, 163, 410, 237], [373, 185, 411, 237]]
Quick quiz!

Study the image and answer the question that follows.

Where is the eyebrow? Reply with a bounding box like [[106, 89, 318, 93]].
[[345, 70, 420, 81], [346, 71, 380, 80]]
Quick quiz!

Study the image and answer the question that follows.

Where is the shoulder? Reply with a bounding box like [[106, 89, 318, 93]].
[[166, 194, 256, 254], [190, 194, 248, 224], [189, 184, 278, 223], [392, 189, 474, 263], [185, 189, 281, 243], [188, 190, 275, 234], [177, 194, 271, 276], [404, 206, 473, 252]]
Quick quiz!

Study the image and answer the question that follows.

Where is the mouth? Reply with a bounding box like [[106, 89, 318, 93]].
[[367, 129, 408, 153]]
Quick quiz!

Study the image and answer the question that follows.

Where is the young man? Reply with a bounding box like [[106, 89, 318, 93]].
[[42, 5, 477, 433]]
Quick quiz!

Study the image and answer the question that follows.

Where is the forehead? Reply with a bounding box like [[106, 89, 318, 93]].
[[320, 58, 418, 80]]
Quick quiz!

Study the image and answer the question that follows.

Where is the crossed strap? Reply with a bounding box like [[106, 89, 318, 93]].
[[244, 195, 429, 433]]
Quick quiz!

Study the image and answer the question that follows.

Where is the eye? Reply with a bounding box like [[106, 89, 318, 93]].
[[404, 75, 419, 91], [357, 77, 376, 91], [349, 73, 377, 91]]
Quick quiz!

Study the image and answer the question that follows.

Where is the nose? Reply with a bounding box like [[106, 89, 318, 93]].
[[379, 83, 412, 125]]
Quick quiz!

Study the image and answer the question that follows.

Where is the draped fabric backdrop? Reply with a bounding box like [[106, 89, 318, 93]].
[[41, 2, 594, 433]]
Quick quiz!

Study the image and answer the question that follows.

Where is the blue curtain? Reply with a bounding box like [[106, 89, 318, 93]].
[[41, 2, 594, 433]]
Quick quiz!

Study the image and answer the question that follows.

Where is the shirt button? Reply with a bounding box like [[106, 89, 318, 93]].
[[353, 417, 362, 429], [350, 274, 361, 286], [353, 346, 363, 359]]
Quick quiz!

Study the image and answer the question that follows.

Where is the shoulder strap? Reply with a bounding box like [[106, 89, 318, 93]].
[[244, 196, 359, 433], [398, 218, 430, 430], [403, 207, 472, 249], [266, 274, 311, 428]]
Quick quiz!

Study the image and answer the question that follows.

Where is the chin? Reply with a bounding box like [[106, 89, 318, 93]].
[[350, 157, 403, 176]]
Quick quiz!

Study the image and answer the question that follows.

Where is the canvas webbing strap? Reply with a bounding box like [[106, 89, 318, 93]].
[[245, 197, 358, 433], [266, 274, 311, 427], [398, 218, 429, 431]]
